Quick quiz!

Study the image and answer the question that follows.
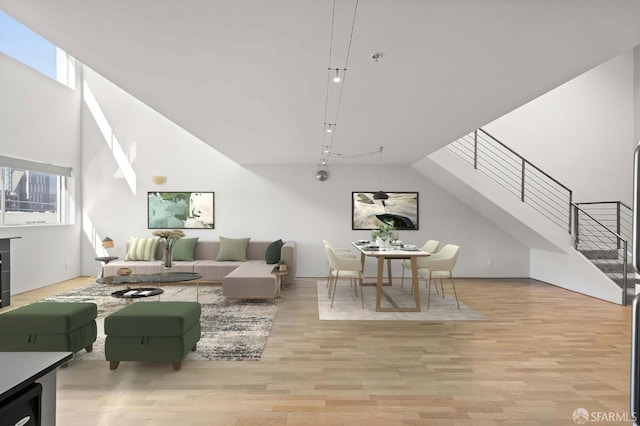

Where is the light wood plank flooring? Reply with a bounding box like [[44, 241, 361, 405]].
[[4, 277, 634, 425]]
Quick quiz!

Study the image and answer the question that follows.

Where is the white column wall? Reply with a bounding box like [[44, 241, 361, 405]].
[[635, 46, 640, 146], [80, 67, 530, 279], [484, 51, 635, 204], [0, 54, 82, 294]]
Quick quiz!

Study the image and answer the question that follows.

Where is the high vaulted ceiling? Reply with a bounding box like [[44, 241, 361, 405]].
[[2, 0, 640, 165]]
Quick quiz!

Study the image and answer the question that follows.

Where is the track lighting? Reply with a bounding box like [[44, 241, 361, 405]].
[[318, 1, 360, 168], [333, 69, 341, 83]]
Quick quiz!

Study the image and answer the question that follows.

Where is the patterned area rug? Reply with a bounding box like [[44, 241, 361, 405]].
[[318, 280, 485, 321], [40, 283, 278, 361]]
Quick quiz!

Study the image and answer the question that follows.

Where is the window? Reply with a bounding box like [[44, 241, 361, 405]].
[[0, 156, 71, 226], [0, 9, 75, 89]]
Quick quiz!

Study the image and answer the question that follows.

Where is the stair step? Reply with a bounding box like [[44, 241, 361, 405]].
[[612, 276, 637, 287], [592, 262, 629, 273], [578, 249, 619, 260]]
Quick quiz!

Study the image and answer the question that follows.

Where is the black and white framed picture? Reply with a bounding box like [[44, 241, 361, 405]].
[[148, 192, 214, 229], [352, 192, 418, 230]]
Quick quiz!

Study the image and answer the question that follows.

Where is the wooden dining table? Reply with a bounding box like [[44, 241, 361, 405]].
[[352, 242, 431, 312]]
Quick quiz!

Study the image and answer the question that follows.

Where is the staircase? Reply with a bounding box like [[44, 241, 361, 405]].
[[417, 128, 633, 305], [574, 202, 635, 305]]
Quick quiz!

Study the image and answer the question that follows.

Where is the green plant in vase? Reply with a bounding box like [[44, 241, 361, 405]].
[[372, 221, 395, 248], [277, 260, 288, 272]]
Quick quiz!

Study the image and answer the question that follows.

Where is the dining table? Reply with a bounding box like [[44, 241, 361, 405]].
[[352, 242, 431, 312]]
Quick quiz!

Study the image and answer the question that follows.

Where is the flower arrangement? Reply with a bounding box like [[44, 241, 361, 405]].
[[371, 221, 394, 240], [371, 221, 395, 247], [152, 229, 185, 268]]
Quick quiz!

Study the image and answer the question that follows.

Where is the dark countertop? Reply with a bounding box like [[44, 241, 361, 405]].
[[0, 352, 72, 401]]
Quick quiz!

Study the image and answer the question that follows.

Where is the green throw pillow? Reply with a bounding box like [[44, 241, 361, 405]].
[[125, 237, 160, 261], [172, 237, 199, 261], [216, 237, 250, 261], [265, 239, 283, 264]]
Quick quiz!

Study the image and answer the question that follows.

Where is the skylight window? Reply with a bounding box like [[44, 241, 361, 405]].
[[0, 9, 75, 89]]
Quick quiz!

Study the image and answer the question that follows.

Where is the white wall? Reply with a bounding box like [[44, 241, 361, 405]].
[[0, 54, 83, 294], [635, 46, 640, 146], [484, 51, 636, 205], [80, 67, 531, 279]]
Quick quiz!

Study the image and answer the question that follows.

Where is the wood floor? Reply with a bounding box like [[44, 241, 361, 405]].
[[6, 277, 635, 425]]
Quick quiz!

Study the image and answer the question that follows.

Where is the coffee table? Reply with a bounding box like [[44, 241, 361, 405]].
[[97, 272, 204, 301], [111, 287, 164, 304]]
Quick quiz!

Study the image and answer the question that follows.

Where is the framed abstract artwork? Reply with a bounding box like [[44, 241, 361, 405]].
[[148, 192, 214, 229], [352, 192, 418, 230]]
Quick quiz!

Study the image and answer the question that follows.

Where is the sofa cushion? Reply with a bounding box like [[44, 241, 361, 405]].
[[172, 237, 199, 261], [125, 236, 160, 261], [104, 301, 201, 337], [222, 261, 278, 299], [265, 239, 284, 264], [216, 237, 250, 261], [0, 302, 97, 333]]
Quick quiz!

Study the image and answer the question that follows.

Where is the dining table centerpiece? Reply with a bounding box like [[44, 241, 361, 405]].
[[152, 229, 185, 268], [371, 221, 395, 248]]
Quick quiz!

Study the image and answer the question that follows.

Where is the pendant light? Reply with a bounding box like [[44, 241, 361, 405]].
[[373, 146, 389, 200]]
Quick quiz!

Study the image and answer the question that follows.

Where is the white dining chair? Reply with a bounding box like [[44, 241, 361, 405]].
[[322, 240, 357, 291], [417, 244, 460, 309], [400, 240, 439, 289], [324, 243, 364, 309]]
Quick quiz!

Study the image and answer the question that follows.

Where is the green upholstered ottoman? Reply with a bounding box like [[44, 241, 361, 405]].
[[0, 302, 98, 365], [104, 301, 201, 371]]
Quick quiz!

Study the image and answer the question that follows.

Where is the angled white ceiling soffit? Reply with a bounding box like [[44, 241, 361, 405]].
[[1, 0, 640, 165]]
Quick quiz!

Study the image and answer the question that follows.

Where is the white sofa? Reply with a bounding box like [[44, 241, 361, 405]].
[[103, 240, 296, 299]]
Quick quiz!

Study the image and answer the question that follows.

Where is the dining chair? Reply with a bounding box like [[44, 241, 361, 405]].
[[324, 243, 364, 309], [416, 244, 460, 309], [400, 240, 439, 289], [322, 240, 357, 291]]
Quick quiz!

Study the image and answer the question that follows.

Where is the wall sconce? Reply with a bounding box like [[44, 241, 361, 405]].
[[102, 237, 114, 249], [151, 175, 167, 185]]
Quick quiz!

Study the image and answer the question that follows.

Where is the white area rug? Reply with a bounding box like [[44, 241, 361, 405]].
[[317, 280, 485, 321], [41, 283, 277, 361]]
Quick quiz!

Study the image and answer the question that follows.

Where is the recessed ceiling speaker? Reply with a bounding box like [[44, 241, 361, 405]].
[[316, 169, 329, 181]]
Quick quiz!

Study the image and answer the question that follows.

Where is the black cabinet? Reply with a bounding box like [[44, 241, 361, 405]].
[[0, 237, 20, 309]]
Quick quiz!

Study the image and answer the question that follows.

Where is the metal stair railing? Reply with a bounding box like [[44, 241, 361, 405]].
[[573, 204, 629, 305], [576, 201, 632, 252], [448, 128, 573, 233]]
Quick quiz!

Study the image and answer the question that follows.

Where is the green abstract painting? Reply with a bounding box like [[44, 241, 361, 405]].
[[148, 192, 214, 229]]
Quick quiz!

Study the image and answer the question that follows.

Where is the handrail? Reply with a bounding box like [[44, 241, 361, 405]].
[[576, 201, 632, 252], [574, 203, 629, 305], [573, 204, 625, 242], [448, 128, 573, 233], [479, 129, 572, 193], [578, 201, 632, 210]]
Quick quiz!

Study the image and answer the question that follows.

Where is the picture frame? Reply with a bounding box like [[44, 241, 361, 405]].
[[352, 192, 418, 230], [148, 192, 214, 229]]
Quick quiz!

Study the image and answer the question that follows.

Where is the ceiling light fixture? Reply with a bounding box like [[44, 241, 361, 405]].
[[330, 68, 345, 83], [316, 0, 359, 174], [316, 167, 329, 181], [373, 146, 389, 200]]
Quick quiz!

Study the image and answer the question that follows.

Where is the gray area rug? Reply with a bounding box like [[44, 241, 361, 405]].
[[41, 283, 278, 361], [318, 280, 485, 321]]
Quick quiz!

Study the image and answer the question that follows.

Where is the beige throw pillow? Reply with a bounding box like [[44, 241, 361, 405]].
[[125, 236, 160, 261]]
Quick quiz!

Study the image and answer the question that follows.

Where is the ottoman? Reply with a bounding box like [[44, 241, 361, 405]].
[[104, 301, 201, 371], [0, 302, 98, 366]]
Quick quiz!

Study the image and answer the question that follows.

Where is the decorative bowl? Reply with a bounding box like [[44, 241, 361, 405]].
[[117, 267, 132, 276]]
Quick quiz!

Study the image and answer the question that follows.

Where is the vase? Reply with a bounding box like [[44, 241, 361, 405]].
[[163, 246, 173, 269]]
